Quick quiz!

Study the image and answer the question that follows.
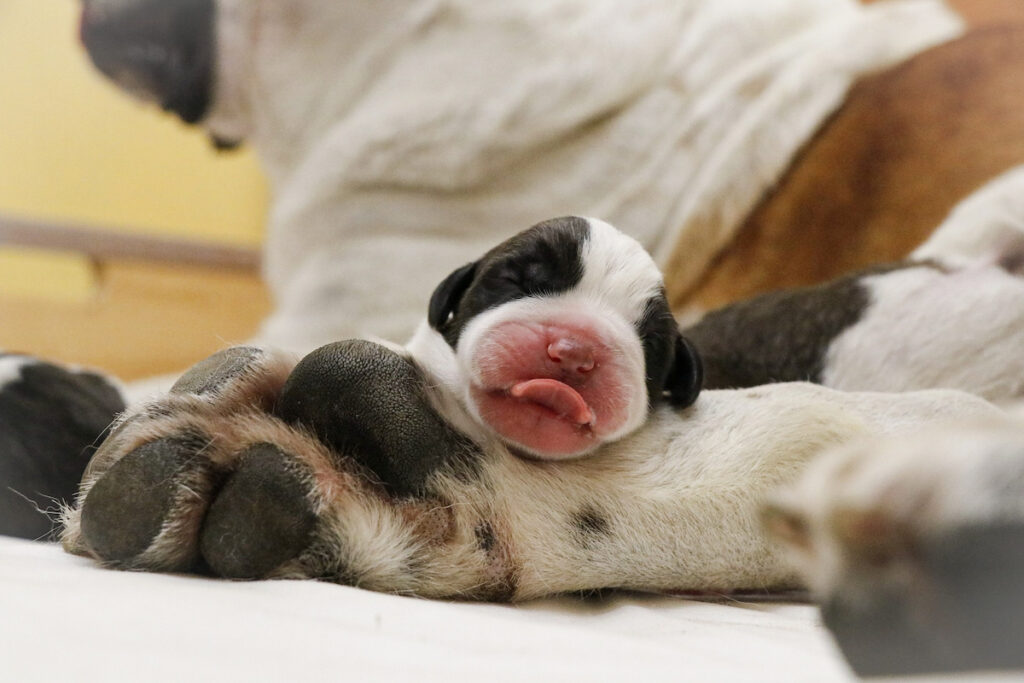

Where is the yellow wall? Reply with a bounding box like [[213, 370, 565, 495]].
[[0, 0, 268, 302]]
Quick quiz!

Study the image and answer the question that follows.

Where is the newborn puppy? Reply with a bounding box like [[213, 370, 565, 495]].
[[685, 251, 1024, 402], [408, 216, 702, 460]]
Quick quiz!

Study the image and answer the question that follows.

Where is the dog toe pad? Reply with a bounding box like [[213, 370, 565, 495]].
[[171, 346, 263, 396], [200, 443, 317, 579], [80, 436, 199, 562]]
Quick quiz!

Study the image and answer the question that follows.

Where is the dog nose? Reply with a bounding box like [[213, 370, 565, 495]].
[[547, 339, 595, 373], [77, 0, 216, 125]]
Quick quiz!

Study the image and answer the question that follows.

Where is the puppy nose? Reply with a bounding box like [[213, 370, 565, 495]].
[[547, 339, 595, 373]]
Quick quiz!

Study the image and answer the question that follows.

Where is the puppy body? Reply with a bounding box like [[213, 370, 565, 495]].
[[686, 250, 1024, 402], [0, 354, 125, 539]]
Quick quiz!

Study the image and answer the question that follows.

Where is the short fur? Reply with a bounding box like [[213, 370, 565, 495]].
[[61, 338, 1002, 600], [76, 0, 961, 350]]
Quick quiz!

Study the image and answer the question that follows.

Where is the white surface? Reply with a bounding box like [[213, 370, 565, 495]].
[[0, 536, 851, 682]]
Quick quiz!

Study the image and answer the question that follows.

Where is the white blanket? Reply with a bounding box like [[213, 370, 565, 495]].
[[0, 536, 851, 681]]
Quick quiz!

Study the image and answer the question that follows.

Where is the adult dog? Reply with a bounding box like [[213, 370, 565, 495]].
[[75, 0, 1024, 351]]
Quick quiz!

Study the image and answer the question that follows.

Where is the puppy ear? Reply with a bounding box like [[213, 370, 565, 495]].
[[428, 262, 478, 331], [665, 335, 703, 407]]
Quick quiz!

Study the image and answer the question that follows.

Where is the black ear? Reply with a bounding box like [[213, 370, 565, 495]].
[[428, 262, 478, 331], [665, 335, 703, 407]]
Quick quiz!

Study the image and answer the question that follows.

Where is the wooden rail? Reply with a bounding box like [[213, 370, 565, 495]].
[[0, 213, 261, 271]]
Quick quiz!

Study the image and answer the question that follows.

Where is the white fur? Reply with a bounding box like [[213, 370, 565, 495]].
[[821, 260, 1024, 402], [0, 355, 30, 389], [64, 362, 1005, 599], [913, 163, 1024, 266], [193, 0, 961, 352]]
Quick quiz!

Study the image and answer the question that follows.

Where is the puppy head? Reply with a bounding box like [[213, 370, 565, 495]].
[[424, 216, 702, 460]]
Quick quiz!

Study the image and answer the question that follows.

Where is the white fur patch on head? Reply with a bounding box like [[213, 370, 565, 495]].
[[578, 217, 665, 327]]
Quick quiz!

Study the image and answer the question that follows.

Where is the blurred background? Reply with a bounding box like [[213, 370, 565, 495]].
[[0, 0, 269, 379], [0, 0, 1016, 383]]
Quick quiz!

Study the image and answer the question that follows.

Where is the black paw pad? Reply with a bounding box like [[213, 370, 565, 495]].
[[170, 346, 263, 396], [276, 340, 477, 496], [199, 443, 316, 579], [80, 436, 202, 563]]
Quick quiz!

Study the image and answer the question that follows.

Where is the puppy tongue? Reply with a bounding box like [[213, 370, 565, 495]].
[[509, 379, 593, 425]]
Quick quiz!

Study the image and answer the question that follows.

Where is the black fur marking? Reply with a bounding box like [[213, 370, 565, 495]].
[[80, 435, 204, 562], [634, 292, 680, 404], [429, 217, 589, 347], [80, 0, 214, 124], [572, 505, 610, 547], [475, 521, 496, 553], [171, 346, 263, 395], [199, 443, 317, 579], [634, 294, 704, 407], [276, 340, 481, 497], [683, 262, 935, 389], [0, 357, 125, 540]]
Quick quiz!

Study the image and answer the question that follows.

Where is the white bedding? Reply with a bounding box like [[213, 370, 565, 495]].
[[0, 536, 851, 681]]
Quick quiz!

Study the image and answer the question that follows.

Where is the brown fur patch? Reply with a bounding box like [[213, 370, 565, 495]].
[[668, 26, 1024, 313]]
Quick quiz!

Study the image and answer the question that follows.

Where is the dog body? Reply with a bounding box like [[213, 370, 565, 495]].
[[686, 254, 1024, 401], [685, 164, 1024, 400], [766, 416, 1024, 674], [61, 340, 1001, 600], [78, 0, 962, 350], [60, 218, 1010, 601]]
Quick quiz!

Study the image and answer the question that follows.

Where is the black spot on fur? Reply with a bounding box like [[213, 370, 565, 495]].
[[200, 443, 317, 579], [80, 0, 215, 124], [276, 340, 481, 497], [429, 217, 589, 347], [572, 505, 610, 547], [0, 357, 125, 540], [683, 261, 938, 389], [475, 521, 496, 553]]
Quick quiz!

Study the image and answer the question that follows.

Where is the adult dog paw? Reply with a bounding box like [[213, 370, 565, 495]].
[[765, 421, 1024, 675], [62, 342, 507, 598]]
